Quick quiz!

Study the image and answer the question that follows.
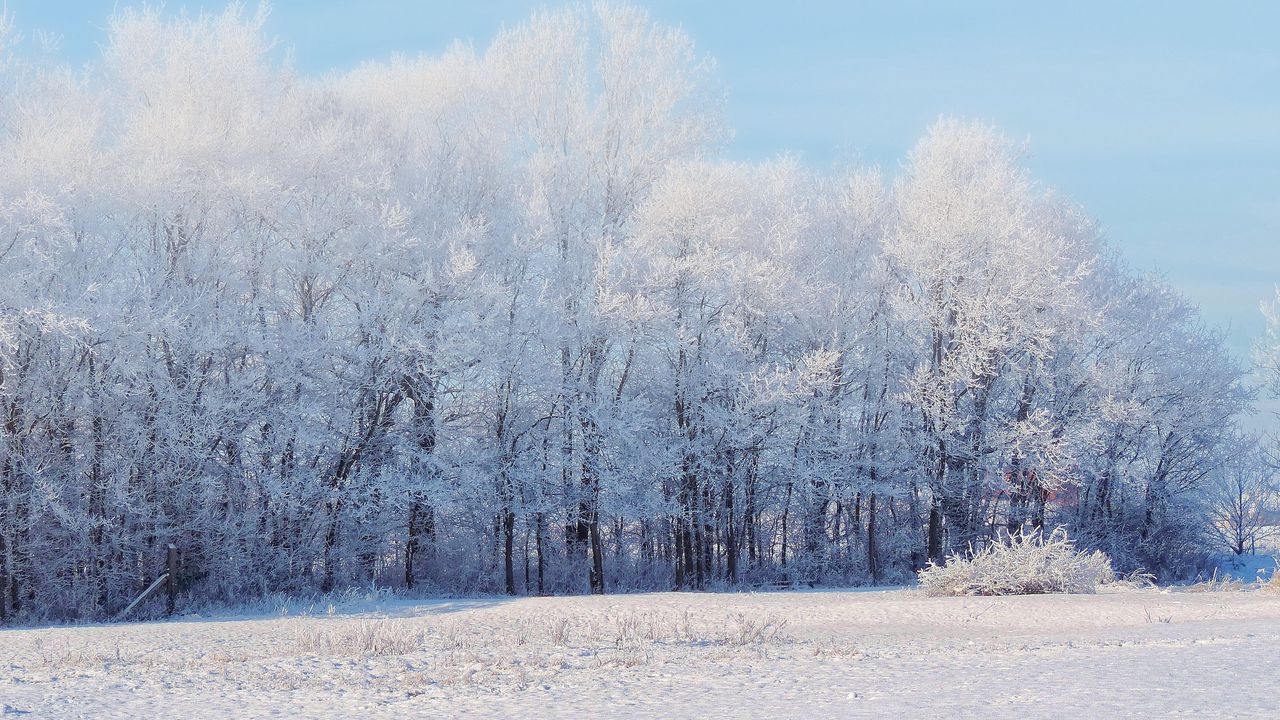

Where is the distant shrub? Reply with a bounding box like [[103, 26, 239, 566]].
[[919, 528, 1115, 596]]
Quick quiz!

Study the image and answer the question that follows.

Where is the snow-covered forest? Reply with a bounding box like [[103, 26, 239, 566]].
[[0, 4, 1270, 623]]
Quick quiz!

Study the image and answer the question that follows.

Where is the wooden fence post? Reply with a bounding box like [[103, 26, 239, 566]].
[[166, 544, 178, 616]]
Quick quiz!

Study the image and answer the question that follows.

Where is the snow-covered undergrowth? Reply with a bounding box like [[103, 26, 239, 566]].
[[184, 584, 400, 622], [918, 528, 1116, 596], [1157, 553, 1279, 593], [1212, 552, 1278, 584]]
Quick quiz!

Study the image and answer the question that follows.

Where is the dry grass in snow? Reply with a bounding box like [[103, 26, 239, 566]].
[[2, 586, 1279, 718]]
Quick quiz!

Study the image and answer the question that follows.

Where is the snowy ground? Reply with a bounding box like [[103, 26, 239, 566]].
[[2, 586, 1279, 719]]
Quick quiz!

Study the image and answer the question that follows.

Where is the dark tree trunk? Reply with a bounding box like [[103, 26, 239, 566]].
[[534, 511, 546, 596], [724, 469, 737, 583], [502, 507, 516, 595], [926, 499, 943, 565], [405, 498, 422, 589], [867, 493, 879, 582]]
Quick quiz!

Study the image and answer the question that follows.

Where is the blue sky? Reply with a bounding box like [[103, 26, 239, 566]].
[[7, 0, 1280, 420]]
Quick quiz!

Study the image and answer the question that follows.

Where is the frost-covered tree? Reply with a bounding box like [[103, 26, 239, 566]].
[[1262, 288, 1280, 409], [1206, 438, 1277, 556], [886, 120, 1099, 560]]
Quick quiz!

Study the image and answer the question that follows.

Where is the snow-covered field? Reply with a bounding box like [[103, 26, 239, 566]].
[[3, 587, 1278, 719]]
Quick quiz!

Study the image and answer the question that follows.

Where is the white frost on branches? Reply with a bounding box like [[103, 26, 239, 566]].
[[0, 3, 1260, 622]]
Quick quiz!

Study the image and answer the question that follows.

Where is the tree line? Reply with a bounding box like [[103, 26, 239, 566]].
[[0, 4, 1265, 622]]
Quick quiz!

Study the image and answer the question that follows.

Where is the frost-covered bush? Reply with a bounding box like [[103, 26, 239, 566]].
[[918, 528, 1115, 596]]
